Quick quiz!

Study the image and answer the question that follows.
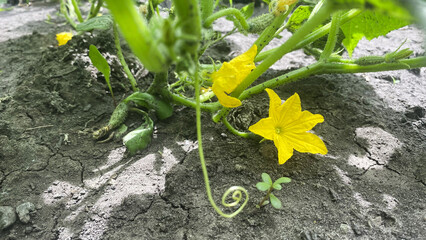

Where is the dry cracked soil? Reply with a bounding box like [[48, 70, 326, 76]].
[[0, 2, 425, 240]]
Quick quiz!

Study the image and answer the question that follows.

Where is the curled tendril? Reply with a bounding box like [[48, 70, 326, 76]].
[[193, 56, 249, 218], [222, 186, 248, 207]]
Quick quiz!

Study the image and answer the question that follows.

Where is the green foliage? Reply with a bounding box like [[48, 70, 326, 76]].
[[269, 193, 282, 209], [124, 92, 173, 120], [240, 2, 255, 19], [261, 172, 272, 185], [57, 0, 426, 219], [340, 10, 410, 56], [76, 15, 114, 31], [89, 45, 110, 81], [123, 109, 154, 155], [256, 173, 291, 209], [89, 45, 114, 101], [105, 0, 167, 72], [286, 5, 312, 33]]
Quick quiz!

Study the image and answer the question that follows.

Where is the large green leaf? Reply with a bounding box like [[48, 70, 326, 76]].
[[340, 10, 410, 56], [76, 15, 114, 32]]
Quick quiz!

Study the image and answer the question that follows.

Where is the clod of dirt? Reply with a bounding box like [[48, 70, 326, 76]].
[[404, 106, 426, 120], [16, 202, 35, 224], [0, 206, 17, 231]]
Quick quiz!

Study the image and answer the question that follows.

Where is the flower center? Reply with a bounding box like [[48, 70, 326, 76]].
[[275, 127, 282, 134]]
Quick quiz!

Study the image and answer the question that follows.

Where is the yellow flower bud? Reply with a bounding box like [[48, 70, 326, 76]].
[[56, 32, 73, 46]]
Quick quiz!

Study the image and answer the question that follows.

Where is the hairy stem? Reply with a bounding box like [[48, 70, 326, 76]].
[[88, 0, 104, 20], [200, 0, 214, 22], [222, 118, 254, 139], [71, 0, 84, 23], [60, 0, 77, 29], [254, 3, 296, 53], [204, 8, 249, 30], [255, 9, 362, 62], [113, 24, 139, 92], [320, 11, 341, 61]]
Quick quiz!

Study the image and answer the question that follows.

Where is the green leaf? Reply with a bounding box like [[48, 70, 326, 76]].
[[272, 183, 282, 190], [270, 193, 282, 209], [123, 109, 154, 155], [340, 10, 410, 56], [240, 3, 254, 19], [261, 173, 273, 185], [274, 177, 291, 184], [256, 182, 270, 192], [286, 5, 312, 33], [76, 15, 114, 32], [124, 92, 173, 120], [365, 0, 412, 21], [89, 45, 110, 79]]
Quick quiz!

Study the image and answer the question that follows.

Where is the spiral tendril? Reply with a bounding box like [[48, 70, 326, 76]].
[[194, 57, 249, 218]]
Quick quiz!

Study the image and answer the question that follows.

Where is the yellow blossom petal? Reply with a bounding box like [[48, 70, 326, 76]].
[[274, 134, 294, 165], [276, 92, 302, 125], [211, 45, 257, 108], [212, 83, 242, 107], [285, 111, 324, 133], [284, 132, 328, 155], [265, 88, 282, 117], [248, 117, 275, 140], [249, 88, 327, 165], [56, 32, 73, 46]]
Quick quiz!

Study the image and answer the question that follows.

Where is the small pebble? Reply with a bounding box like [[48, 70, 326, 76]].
[[16, 202, 36, 224], [340, 223, 352, 234], [0, 206, 17, 230]]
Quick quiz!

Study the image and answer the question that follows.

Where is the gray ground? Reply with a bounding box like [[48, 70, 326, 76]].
[[0, 3, 425, 240]]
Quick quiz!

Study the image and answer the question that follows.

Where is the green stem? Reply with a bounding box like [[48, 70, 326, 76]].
[[60, 0, 77, 29], [320, 11, 341, 61], [88, 0, 104, 19], [257, 187, 273, 208], [71, 0, 84, 23], [148, 72, 168, 95], [195, 58, 249, 218], [222, 118, 254, 139], [87, 0, 95, 20], [159, 89, 221, 112], [254, 4, 296, 53], [240, 62, 322, 101], [239, 56, 426, 102], [113, 24, 139, 92], [255, 9, 362, 62], [213, 2, 332, 122], [200, 0, 214, 22], [204, 8, 249, 30], [320, 56, 426, 74]]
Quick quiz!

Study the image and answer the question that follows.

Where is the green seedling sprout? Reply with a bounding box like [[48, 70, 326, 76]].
[[256, 173, 291, 209], [89, 44, 115, 105]]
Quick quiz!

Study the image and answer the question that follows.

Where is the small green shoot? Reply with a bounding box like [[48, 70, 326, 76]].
[[89, 44, 115, 104], [256, 173, 291, 209]]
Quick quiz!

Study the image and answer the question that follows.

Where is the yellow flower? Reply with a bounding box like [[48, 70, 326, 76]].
[[211, 45, 257, 108], [56, 32, 73, 46], [249, 88, 328, 165]]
